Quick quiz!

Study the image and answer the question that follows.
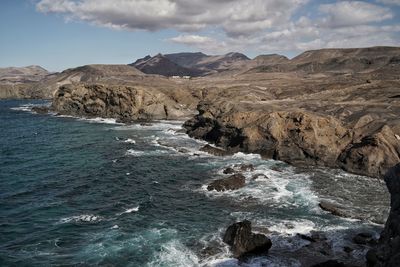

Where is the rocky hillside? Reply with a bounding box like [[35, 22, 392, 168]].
[[0, 65, 50, 99], [250, 46, 400, 74], [0, 65, 49, 82]]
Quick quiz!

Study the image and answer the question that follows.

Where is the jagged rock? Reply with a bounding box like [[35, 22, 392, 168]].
[[184, 101, 400, 178], [185, 102, 351, 169], [235, 164, 255, 172], [223, 220, 272, 258], [207, 174, 245, 192], [223, 167, 235, 174], [338, 125, 400, 178], [31, 106, 49, 114], [353, 233, 377, 245], [319, 201, 349, 218], [200, 144, 233, 156], [367, 163, 400, 267]]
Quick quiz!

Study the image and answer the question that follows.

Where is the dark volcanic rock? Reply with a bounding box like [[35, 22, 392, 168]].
[[184, 100, 400, 178], [235, 164, 255, 172], [223, 220, 272, 258], [367, 163, 400, 267], [353, 233, 376, 245], [319, 201, 349, 218], [223, 167, 235, 174], [207, 174, 246, 192], [31, 106, 49, 114], [311, 260, 347, 267]]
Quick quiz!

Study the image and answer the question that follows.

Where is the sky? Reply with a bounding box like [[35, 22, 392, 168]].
[[1, 0, 399, 72]]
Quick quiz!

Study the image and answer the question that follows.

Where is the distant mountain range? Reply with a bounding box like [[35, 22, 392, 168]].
[[1, 46, 399, 99], [130, 46, 400, 77], [130, 52, 251, 76]]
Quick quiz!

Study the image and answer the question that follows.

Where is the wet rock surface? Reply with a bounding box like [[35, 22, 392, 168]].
[[223, 220, 272, 258], [207, 174, 246, 192]]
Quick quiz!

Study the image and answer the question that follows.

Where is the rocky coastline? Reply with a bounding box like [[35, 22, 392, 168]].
[[184, 100, 400, 179], [25, 46, 400, 265]]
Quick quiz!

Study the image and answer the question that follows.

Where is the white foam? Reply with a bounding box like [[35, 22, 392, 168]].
[[146, 239, 199, 267], [58, 214, 102, 224], [10, 104, 34, 112], [125, 149, 169, 157], [78, 117, 122, 125], [268, 219, 316, 235], [231, 152, 262, 161], [124, 138, 136, 144], [126, 149, 145, 157], [117, 206, 139, 216]]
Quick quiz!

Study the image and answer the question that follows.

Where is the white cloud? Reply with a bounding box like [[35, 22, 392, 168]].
[[319, 1, 393, 28], [377, 0, 400, 6], [36, 0, 400, 55], [36, 0, 307, 33]]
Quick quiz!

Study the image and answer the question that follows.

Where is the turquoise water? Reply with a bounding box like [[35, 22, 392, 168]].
[[0, 100, 389, 266]]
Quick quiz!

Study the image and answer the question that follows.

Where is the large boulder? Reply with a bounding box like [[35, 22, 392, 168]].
[[367, 163, 400, 266], [207, 174, 246, 191], [319, 201, 349, 218], [223, 220, 272, 258]]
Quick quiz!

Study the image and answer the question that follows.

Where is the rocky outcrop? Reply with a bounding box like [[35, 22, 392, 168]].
[[184, 101, 400, 178], [319, 201, 350, 218], [367, 163, 400, 266], [52, 83, 194, 121], [338, 125, 400, 178], [223, 220, 272, 258], [207, 174, 246, 191]]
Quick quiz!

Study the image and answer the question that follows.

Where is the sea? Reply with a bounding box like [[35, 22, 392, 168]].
[[0, 99, 390, 266]]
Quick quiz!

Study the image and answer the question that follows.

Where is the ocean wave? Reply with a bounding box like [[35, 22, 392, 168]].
[[146, 239, 199, 267], [125, 149, 169, 157], [58, 214, 102, 224], [124, 138, 136, 144], [117, 206, 139, 216], [77, 117, 122, 125]]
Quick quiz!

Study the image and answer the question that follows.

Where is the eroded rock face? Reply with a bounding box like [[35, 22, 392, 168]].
[[367, 163, 400, 267], [338, 126, 400, 178], [185, 101, 400, 178], [52, 84, 193, 121], [223, 220, 272, 258], [207, 174, 246, 191]]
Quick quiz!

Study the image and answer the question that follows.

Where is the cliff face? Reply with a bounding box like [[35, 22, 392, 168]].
[[52, 83, 196, 121], [184, 101, 400, 178], [368, 163, 400, 266]]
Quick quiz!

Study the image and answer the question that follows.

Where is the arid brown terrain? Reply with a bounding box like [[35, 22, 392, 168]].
[[2, 46, 400, 179]]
